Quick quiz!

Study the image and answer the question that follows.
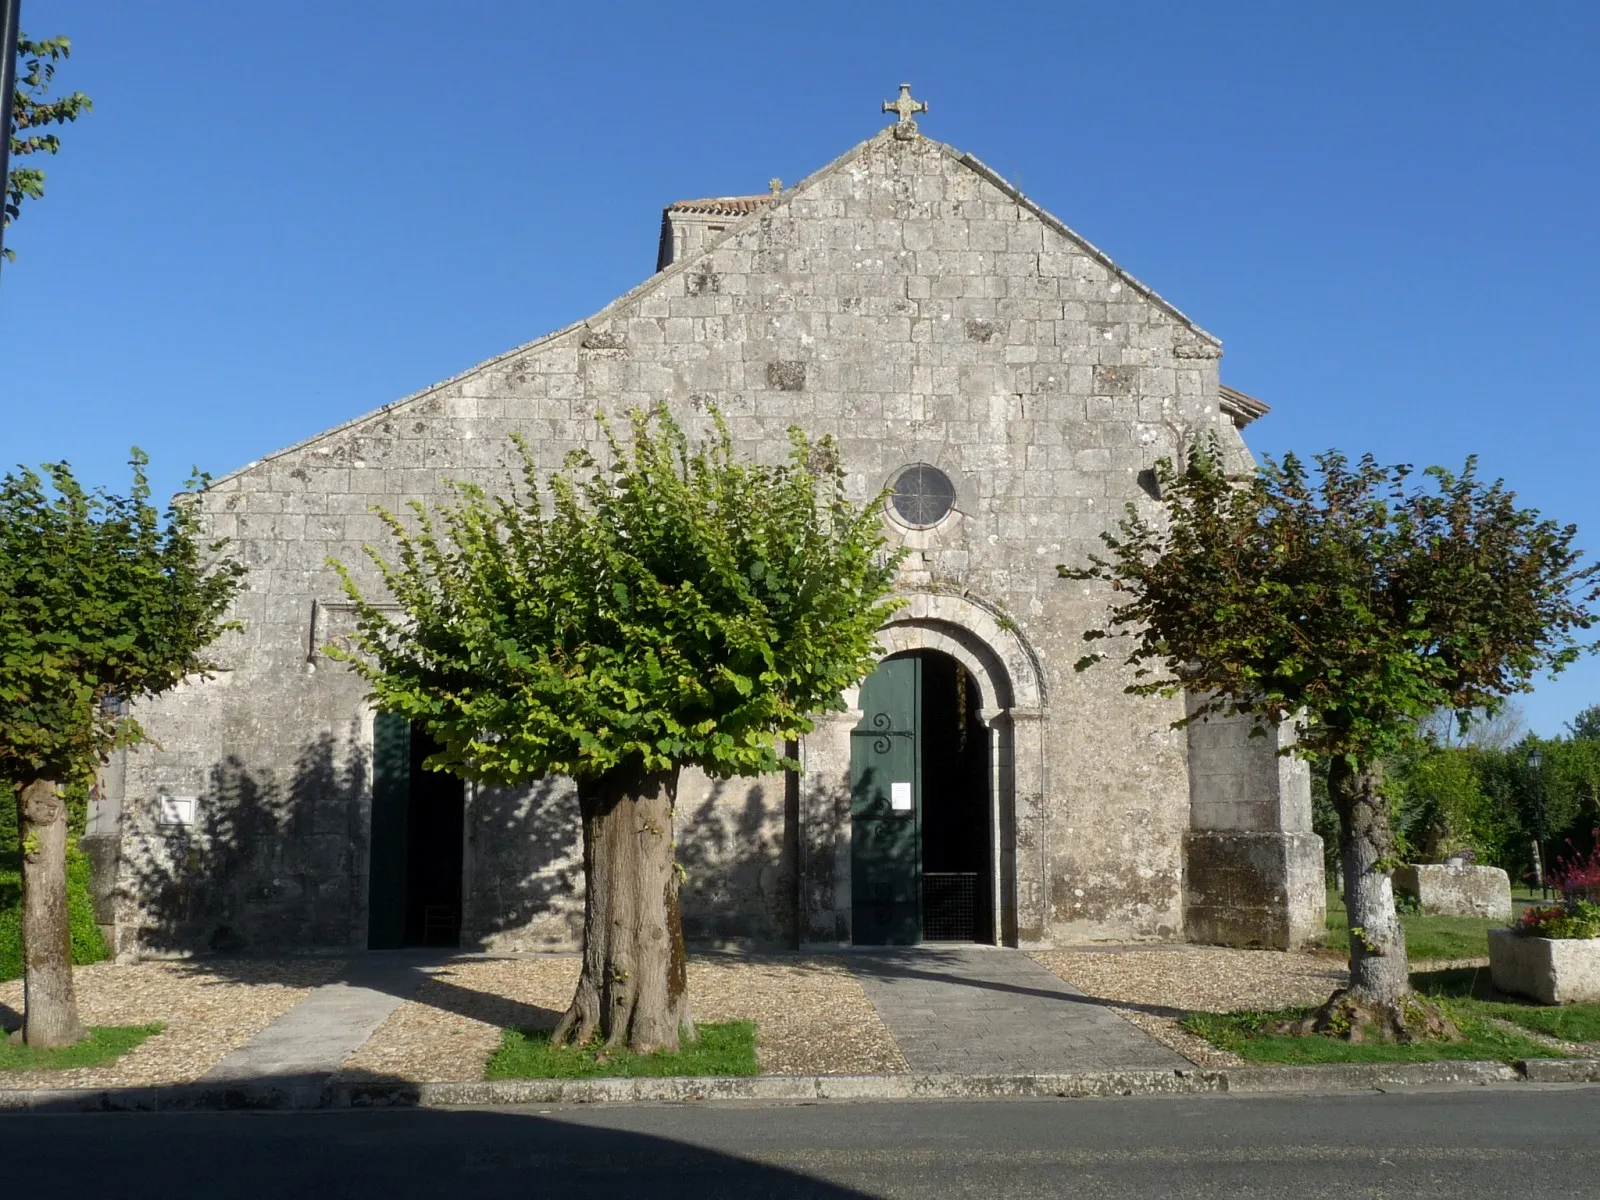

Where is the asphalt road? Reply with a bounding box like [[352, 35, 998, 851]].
[[8, 1086, 1600, 1198]]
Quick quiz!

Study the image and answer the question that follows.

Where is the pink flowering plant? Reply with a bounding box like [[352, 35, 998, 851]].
[[1511, 836, 1600, 937], [1510, 838, 1600, 940], [1550, 832, 1600, 903], [1515, 903, 1600, 939]]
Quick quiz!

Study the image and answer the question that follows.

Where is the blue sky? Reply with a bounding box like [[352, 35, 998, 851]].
[[3, 1, 1597, 734]]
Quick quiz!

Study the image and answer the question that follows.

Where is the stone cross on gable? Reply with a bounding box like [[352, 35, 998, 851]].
[[882, 83, 927, 139]]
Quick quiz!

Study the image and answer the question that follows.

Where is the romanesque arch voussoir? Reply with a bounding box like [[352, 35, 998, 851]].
[[879, 591, 1045, 712]]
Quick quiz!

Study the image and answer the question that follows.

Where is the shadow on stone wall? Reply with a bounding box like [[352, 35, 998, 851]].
[[123, 730, 370, 956], [677, 774, 798, 947], [462, 771, 798, 951], [123, 733, 798, 958], [463, 777, 583, 950]]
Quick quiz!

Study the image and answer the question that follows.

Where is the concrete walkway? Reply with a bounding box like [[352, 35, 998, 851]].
[[847, 947, 1187, 1074], [202, 954, 440, 1086]]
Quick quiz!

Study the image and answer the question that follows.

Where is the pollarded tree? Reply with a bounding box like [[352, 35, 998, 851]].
[[1060, 446, 1597, 1038], [332, 408, 901, 1054], [0, 455, 246, 1046]]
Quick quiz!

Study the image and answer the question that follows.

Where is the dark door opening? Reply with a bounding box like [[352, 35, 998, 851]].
[[850, 650, 992, 945], [369, 714, 464, 949], [918, 653, 992, 942]]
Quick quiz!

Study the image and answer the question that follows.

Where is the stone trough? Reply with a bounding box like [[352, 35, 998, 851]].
[[1488, 928, 1600, 1005]]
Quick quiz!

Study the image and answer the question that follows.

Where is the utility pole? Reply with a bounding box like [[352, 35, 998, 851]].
[[0, 0, 19, 269]]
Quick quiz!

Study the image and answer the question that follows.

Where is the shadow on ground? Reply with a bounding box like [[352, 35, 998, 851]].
[[2, 1106, 874, 1199], [841, 946, 1215, 1021]]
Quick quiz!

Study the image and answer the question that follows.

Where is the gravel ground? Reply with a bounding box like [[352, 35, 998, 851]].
[[338, 952, 907, 1083], [1033, 947, 1350, 1068], [0, 958, 345, 1090]]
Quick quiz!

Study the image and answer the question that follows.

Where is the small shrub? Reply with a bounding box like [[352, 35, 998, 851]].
[[0, 841, 110, 982]]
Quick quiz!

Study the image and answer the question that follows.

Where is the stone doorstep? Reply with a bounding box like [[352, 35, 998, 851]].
[[2, 1059, 1596, 1112]]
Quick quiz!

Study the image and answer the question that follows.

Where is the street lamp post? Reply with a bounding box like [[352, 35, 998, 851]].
[[0, 0, 19, 269], [1529, 748, 1548, 899]]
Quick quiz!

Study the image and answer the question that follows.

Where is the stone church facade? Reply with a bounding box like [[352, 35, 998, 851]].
[[86, 93, 1325, 959]]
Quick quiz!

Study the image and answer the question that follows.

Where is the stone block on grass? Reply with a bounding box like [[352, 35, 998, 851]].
[[1393, 863, 1511, 919]]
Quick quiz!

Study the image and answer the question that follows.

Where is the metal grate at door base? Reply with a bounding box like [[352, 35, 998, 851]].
[[922, 872, 979, 941]]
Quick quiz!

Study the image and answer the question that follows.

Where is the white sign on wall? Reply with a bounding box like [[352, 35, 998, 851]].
[[890, 781, 913, 812], [157, 795, 197, 828]]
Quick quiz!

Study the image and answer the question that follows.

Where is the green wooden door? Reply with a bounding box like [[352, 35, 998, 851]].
[[368, 711, 411, 950], [850, 656, 921, 944]]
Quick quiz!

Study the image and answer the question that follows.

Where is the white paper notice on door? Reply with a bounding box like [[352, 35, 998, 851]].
[[890, 781, 913, 812]]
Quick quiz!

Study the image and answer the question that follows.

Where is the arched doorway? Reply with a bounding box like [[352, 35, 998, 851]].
[[849, 649, 992, 945]]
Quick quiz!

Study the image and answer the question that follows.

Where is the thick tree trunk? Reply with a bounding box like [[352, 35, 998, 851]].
[[551, 764, 694, 1055], [17, 779, 87, 1048], [1331, 758, 1410, 1007], [1299, 759, 1453, 1042]]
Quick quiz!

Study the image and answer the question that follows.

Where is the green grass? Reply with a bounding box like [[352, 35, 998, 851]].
[[1413, 967, 1600, 1044], [1182, 1006, 1562, 1065], [1184, 965, 1600, 1064], [0, 845, 112, 983], [0, 1024, 163, 1072], [1322, 890, 1539, 962], [485, 1020, 760, 1080]]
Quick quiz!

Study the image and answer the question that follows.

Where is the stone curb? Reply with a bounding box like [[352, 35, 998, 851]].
[[1220, 1060, 1522, 1092], [1, 1060, 1596, 1112], [1520, 1058, 1600, 1084]]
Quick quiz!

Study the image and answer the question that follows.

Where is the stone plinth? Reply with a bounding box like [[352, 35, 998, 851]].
[[1488, 928, 1600, 1004], [1183, 831, 1326, 950], [1393, 863, 1511, 920], [1183, 704, 1325, 949]]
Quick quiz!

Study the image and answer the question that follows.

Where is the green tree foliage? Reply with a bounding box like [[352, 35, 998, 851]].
[[1063, 448, 1596, 761], [1567, 704, 1600, 741], [333, 409, 900, 783], [1321, 707, 1600, 885], [1385, 745, 1509, 863], [1061, 444, 1597, 1037], [0, 454, 247, 791], [0, 454, 245, 1044], [332, 407, 901, 1051], [6, 33, 92, 260]]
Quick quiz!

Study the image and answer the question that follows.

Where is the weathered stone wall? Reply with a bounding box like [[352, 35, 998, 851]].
[[116, 126, 1250, 954]]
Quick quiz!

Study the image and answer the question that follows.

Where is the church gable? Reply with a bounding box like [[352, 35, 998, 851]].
[[193, 120, 1250, 680], [109, 101, 1324, 962], [205, 123, 1233, 508]]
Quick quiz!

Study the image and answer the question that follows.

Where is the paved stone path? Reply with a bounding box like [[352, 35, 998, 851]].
[[847, 947, 1188, 1074], [202, 954, 439, 1086]]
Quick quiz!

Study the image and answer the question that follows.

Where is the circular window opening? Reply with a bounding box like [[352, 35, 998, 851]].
[[889, 463, 957, 528]]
